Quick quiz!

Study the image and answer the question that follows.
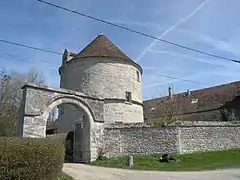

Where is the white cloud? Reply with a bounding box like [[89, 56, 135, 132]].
[[135, 0, 211, 63], [142, 71, 209, 89], [106, 20, 162, 29], [176, 28, 240, 55], [148, 49, 229, 68]]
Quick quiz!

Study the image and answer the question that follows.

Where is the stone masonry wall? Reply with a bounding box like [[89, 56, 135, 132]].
[[180, 125, 240, 153], [61, 57, 142, 101], [104, 103, 143, 123], [104, 123, 179, 157], [103, 123, 240, 157]]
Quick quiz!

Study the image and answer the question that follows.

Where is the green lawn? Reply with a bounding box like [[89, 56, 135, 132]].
[[57, 172, 74, 180], [90, 149, 240, 171]]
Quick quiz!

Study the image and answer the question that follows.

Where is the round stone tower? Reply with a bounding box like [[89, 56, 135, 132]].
[[58, 34, 143, 123]]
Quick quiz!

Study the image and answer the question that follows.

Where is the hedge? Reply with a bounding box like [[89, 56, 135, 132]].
[[0, 137, 65, 180]]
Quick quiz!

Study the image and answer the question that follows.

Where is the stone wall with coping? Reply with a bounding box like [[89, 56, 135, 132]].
[[20, 83, 104, 122], [180, 125, 240, 153], [103, 122, 240, 157], [103, 123, 179, 157], [172, 120, 240, 126], [18, 83, 104, 138]]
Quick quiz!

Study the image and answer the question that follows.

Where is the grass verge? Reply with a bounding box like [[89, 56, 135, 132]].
[[90, 149, 240, 171], [57, 172, 74, 180]]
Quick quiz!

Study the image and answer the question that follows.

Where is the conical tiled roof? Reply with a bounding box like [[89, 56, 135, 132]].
[[74, 34, 133, 61]]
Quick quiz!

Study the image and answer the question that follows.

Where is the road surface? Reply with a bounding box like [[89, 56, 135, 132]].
[[63, 163, 240, 180]]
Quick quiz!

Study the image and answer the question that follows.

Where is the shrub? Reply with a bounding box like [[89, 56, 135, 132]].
[[0, 117, 15, 137], [0, 137, 65, 180]]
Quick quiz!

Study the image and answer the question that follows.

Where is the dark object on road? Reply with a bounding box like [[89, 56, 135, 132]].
[[159, 154, 176, 163]]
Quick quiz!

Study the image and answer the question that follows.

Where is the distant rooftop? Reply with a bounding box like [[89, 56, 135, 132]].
[[143, 81, 240, 121]]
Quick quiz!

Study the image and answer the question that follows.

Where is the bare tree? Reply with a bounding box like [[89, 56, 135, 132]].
[[152, 87, 184, 126], [91, 128, 120, 160], [7, 68, 45, 107], [164, 97, 178, 121], [152, 97, 181, 126], [96, 138, 119, 160], [219, 108, 232, 121], [26, 67, 45, 84], [47, 107, 58, 126], [0, 69, 14, 117], [0, 68, 45, 136]]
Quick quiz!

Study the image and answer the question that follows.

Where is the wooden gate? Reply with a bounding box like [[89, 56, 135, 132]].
[[73, 122, 82, 163], [73, 118, 90, 163]]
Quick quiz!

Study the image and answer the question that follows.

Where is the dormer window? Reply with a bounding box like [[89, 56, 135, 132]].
[[151, 107, 156, 111], [136, 71, 140, 82], [125, 91, 132, 103], [191, 99, 198, 104]]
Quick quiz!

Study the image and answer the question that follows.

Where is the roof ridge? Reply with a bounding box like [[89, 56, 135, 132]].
[[144, 80, 240, 102], [75, 34, 132, 61]]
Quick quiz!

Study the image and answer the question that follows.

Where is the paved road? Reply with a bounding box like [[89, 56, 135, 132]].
[[63, 163, 240, 180]]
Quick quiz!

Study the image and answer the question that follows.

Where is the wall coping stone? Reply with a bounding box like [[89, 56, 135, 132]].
[[104, 121, 240, 129], [175, 120, 240, 126], [104, 123, 176, 129], [22, 83, 104, 101]]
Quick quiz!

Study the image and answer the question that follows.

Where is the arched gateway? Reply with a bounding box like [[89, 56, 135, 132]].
[[18, 83, 105, 163]]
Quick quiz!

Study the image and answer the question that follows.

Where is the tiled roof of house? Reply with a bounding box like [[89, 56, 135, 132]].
[[74, 34, 133, 61], [143, 81, 240, 121]]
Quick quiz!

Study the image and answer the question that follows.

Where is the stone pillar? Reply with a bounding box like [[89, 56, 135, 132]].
[[21, 116, 46, 138], [90, 122, 104, 162], [176, 127, 182, 154], [128, 155, 134, 168]]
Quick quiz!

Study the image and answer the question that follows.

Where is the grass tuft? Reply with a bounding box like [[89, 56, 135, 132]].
[[57, 172, 74, 180], [90, 149, 240, 171]]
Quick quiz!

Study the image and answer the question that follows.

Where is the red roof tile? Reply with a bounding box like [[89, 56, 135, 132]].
[[143, 81, 240, 121], [74, 34, 133, 61]]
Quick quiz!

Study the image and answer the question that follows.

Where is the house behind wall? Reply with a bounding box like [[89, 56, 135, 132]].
[[143, 81, 240, 123]]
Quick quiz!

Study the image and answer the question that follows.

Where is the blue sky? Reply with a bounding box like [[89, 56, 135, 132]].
[[1, 0, 240, 100]]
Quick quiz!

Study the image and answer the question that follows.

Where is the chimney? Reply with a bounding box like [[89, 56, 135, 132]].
[[62, 49, 75, 65], [187, 89, 191, 96], [168, 87, 172, 99]]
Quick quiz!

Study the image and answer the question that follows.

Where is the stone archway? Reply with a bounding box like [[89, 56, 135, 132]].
[[18, 83, 105, 162], [43, 98, 93, 163]]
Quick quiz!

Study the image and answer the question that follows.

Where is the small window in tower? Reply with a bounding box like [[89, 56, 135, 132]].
[[125, 91, 132, 103], [136, 71, 140, 82]]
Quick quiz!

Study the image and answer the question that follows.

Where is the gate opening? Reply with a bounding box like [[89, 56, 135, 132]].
[[65, 131, 74, 162], [45, 103, 91, 163]]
